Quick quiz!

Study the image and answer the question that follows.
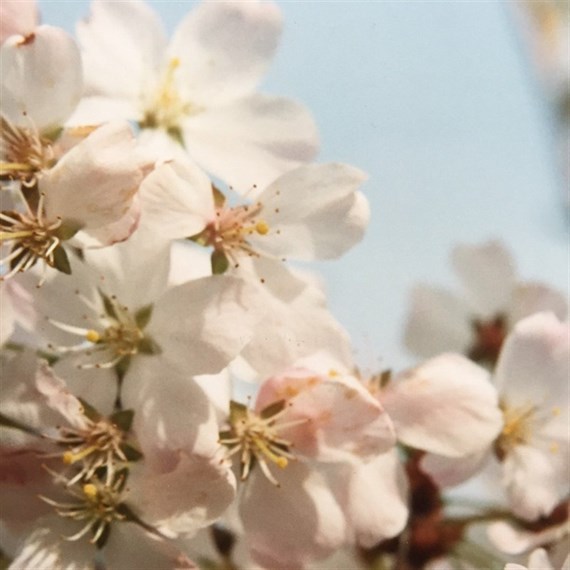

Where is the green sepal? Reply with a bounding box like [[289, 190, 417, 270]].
[[196, 558, 219, 570], [99, 291, 118, 320], [135, 304, 153, 329], [42, 126, 63, 142], [52, 245, 72, 274], [54, 220, 82, 241], [260, 399, 286, 420], [121, 443, 143, 462], [115, 355, 131, 381], [110, 409, 134, 432], [188, 229, 209, 247], [166, 126, 185, 147], [77, 398, 101, 422], [138, 336, 162, 355], [229, 400, 248, 425], [212, 185, 226, 208], [211, 250, 229, 275]]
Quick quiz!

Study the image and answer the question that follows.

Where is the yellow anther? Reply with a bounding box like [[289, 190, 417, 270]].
[[255, 220, 270, 235], [328, 369, 339, 377], [169, 57, 181, 69], [275, 457, 288, 469], [550, 442, 559, 454], [552, 406, 561, 416], [85, 330, 101, 343], [62, 451, 75, 465], [82, 483, 98, 499]]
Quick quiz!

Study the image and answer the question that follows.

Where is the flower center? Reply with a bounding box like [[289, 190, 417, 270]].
[[204, 203, 270, 266], [219, 400, 296, 486], [0, 115, 56, 185], [41, 475, 126, 546], [140, 58, 199, 136], [0, 192, 64, 280], [494, 402, 536, 460], [48, 295, 159, 371]]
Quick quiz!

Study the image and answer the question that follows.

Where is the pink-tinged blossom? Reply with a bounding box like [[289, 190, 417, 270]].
[[404, 240, 567, 365], [380, 353, 503, 458], [1, 358, 233, 567], [1, 27, 154, 278], [0, 0, 39, 44], [220, 359, 406, 568], [422, 313, 570, 522], [74, 0, 318, 191]]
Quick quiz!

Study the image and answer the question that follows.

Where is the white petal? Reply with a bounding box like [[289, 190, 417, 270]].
[[69, 95, 142, 125], [139, 159, 214, 240], [121, 357, 221, 460], [421, 449, 491, 487], [82, 226, 171, 310], [488, 520, 569, 556], [495, 312, 569, 411], [0, 283, 16, 346], [43, 122, 152, 231], [127, 451, 236, 539], [77, 0, 166, 100], [34, 362, 89, 430], [239, 462, 347, 569], [251, 163, 369, 260], [503, 444, 568, 521], [51, 358, 117, 417], [9, 515, 96, 569], [404, 285, 472, 358], [182, 94, 319, 192], [452, 240, 516, 316], [382, 354, 502, 457], [0, 0, 38, 44], [528, 548, 555, 570], [1, 25, 82, 131], [237, 258, 353, 377], [104, 524, 196, 570], [508, 283, 568, 329], [148, 276, 257, 377], [169, 0, 282, 106], [332, 451, 408, 548]]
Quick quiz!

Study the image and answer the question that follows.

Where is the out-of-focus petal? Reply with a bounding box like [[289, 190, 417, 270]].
[[77, 0, 166, 99], [451, 240, 516, 317], [404, 285, 472, 358], [421, 449, 491, 487], [169, 0, 282, 106], [508, 283, 568, 326]]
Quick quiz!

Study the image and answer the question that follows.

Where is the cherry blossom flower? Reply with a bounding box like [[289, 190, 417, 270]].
[[1, 355, 235, 568], [421, 312, 569, 522], [75, 0, 318, 191], [404, 240, 567, 365], [219, 358, 406, 568]]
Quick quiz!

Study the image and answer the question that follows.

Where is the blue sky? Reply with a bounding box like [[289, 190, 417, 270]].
[[39, 0, 568, 370]]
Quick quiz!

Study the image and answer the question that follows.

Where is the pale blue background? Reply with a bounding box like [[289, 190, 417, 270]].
[[39, 0, 569, 371]]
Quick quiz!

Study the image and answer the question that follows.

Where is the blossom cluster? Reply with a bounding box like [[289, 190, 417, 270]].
[[0, 2, 568, 569]]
